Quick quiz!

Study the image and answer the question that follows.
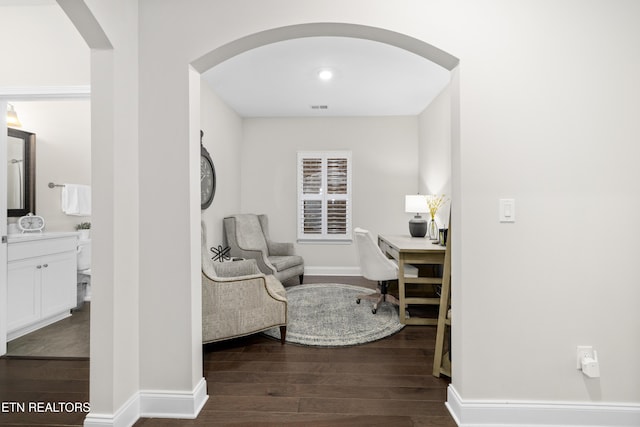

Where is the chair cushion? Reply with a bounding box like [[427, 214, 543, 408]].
[[268, 255, 304, 272], [233, 214, 269, 253]]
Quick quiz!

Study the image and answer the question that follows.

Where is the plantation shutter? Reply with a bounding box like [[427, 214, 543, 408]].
[[297, 152, 352, 242], [326, 157, 348, 235], [301, 157, 323, 235]]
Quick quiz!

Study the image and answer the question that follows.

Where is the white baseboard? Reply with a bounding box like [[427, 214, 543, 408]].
[[140, 377, 208, 419], [83, 392, 139, 427], [447, 385, 640, 427], [305, 266, 360, 276], [84, 378, 208, 427], [8, 311, 71, 341]]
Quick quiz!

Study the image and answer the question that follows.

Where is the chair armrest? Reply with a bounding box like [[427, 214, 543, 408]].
[[267, 241, 295, 256], [205, 271, 266, 283], [231, 248, 276, 274], [201, 272, 287, 344], [202, 272, 287, 302], [214, 259, 261, 277]]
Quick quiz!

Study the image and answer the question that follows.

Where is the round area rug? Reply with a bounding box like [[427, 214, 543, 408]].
[[263, 283, 404, 347]]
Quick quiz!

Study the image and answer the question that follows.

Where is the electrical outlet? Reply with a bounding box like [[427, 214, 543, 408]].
[[577, 345, 594, 369], [582, 350, 600, 378]]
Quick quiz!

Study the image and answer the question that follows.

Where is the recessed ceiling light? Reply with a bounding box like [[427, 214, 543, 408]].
[[318, 69, 333, 81]]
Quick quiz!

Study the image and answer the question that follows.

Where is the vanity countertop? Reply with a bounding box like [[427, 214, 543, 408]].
[[8, 231, 79, 244]]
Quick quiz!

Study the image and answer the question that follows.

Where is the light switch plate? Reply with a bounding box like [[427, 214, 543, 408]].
[[499, 199, 515, 223]]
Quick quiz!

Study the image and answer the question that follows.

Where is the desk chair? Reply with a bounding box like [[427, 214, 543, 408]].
[[354, 227, 417, 314]]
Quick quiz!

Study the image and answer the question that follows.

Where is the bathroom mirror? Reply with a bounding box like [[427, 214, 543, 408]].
[[7, 128, 36, 217]]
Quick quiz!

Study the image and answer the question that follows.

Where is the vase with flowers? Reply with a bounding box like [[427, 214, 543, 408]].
[[426, 195, 448, 240]]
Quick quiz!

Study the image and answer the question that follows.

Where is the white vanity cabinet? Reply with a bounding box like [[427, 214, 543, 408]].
[[7, 233, 78, 341]]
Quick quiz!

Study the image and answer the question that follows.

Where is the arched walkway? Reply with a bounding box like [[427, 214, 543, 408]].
[[191, 22, 459, 73]]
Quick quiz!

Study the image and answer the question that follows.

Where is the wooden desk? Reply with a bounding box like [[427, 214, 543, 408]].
[[378, 234, 446, 325]]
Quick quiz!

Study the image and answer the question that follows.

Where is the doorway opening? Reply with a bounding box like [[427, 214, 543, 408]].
[[0, 3, 92, 358], [191, 19, 461, 377]]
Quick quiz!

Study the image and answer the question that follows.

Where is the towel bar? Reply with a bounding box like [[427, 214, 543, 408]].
[[48, 182, 65, 188]]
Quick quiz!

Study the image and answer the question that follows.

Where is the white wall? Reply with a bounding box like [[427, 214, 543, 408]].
[[418, 84, 451, 227], [137, 1, 204, 413], [200, 81, 243, 252], [76, 0, 142, 421], [450, 2, 640, 407], [0, 4, 89, 86], [241, 116, 419, 273], [8, 100, 91, 231]]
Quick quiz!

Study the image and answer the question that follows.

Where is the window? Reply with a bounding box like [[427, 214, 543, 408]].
[[297, 151, 352, 242]]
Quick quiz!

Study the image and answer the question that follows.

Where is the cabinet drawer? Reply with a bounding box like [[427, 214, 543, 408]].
[[387, 246, 399, 260], [8, 236, 78, 262]]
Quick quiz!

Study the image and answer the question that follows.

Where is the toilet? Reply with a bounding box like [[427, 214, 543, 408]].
[[76, 238, 91, 309]]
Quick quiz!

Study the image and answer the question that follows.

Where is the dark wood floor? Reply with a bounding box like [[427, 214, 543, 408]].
[[0, 276, 454, 426], [0, 357, 90, 426], [6, 303, 90, 358]]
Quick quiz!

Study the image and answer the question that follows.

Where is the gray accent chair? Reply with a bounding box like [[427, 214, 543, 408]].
[[201, 222, 287, 344], [224, 214, 304, 284]]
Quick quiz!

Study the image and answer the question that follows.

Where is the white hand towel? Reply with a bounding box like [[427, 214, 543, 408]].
[[61, 184, 91, 216]]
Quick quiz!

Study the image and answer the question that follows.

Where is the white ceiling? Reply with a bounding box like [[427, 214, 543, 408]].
[[202, 36, 451, 118]]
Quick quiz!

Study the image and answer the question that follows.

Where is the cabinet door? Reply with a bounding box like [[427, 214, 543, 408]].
[[40, 252, 77, 318], [7, 259, 40, 332]]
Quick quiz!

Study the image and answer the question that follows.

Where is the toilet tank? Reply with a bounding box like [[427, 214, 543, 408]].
[[77, 238, 91, 271]]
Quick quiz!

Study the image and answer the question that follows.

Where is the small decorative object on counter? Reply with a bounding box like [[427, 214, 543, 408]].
[[18, 213, 45, 233], [438, 228, 448, 246], [210, 245, 231, 262], [426, 194, 448, 240], [75, 221, 91, 239]]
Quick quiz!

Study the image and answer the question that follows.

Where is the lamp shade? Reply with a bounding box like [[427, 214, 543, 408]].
[[405, 195, 428, 214], [6, 104, 21, 127]]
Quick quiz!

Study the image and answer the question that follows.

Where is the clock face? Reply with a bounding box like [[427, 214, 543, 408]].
[[18, 213, 45, 232], [200, 145, 216, 209]]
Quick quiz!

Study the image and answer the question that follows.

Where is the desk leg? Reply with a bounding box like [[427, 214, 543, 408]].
[[398, 254, 407, 324]]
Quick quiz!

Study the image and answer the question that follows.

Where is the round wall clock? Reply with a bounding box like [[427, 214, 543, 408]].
[[200, 130, 216, 210], [18, 213, 45, 233]]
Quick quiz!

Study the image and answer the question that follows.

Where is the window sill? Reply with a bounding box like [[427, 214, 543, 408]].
[[297, 239, 353, 245]]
